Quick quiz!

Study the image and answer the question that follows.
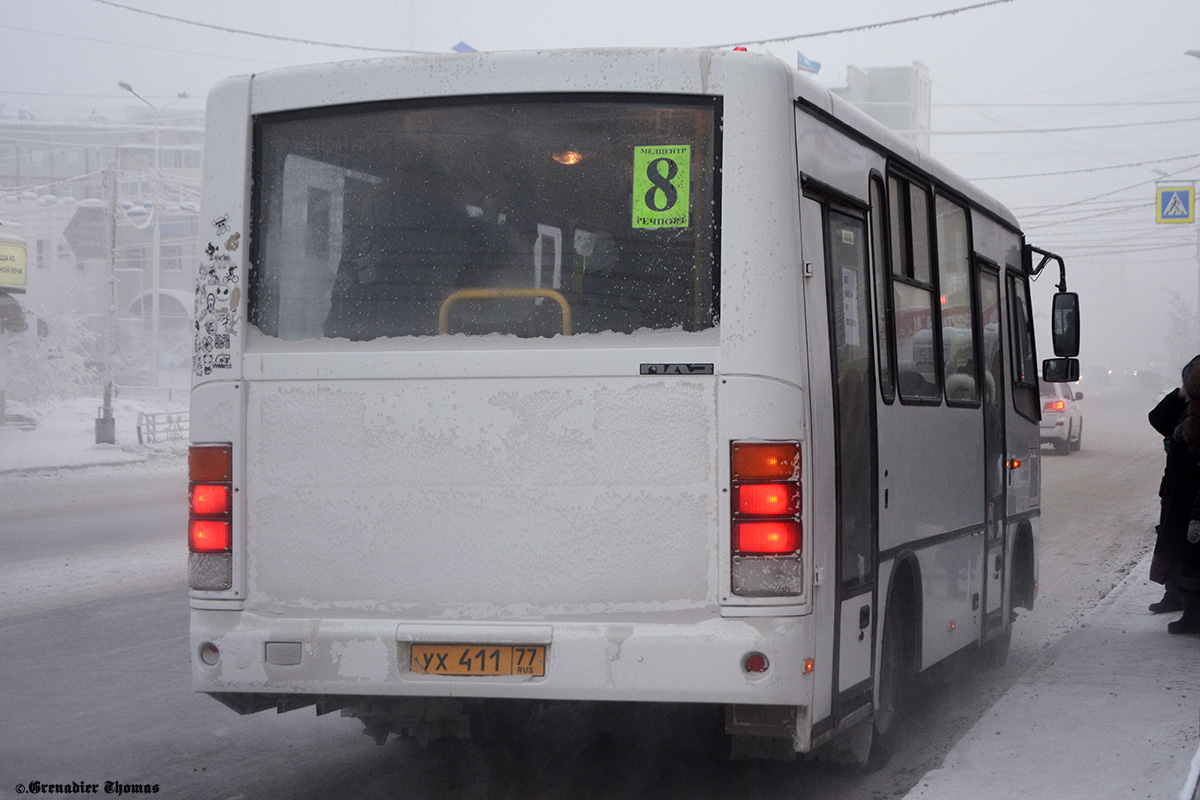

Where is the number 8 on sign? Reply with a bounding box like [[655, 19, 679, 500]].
[[632, 145, 690, 229]]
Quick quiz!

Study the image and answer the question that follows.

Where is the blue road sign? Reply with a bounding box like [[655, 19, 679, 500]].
[[1157, 185, 1194, 224]]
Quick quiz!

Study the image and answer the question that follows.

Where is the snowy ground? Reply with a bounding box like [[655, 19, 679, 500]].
[[0, 389, 188, 475]]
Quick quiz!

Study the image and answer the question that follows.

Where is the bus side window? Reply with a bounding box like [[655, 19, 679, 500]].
[[869, 176, 895, 402], [935, 196, 978, 404], [888, 174, 939, 403]]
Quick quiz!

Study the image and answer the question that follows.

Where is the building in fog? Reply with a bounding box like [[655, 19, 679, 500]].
[[0, 106, 203, 387], [832, 62, 932, 154]]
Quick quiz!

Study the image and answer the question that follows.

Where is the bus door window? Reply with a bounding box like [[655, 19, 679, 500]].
[[869, 176, 895, 402], [979, 267, 1006, 523], [826, 209, 877, 590], [1007, 272, 1039, 422]]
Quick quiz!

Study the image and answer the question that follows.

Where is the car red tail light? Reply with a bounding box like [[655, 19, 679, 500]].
[[1044, 400, 1065, 412]]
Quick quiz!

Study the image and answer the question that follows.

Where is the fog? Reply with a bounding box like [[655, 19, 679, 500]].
[[2, 0, 1197, 387]]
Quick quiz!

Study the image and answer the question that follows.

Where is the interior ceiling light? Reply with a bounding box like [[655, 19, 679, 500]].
[[551, 150, 584, 165]]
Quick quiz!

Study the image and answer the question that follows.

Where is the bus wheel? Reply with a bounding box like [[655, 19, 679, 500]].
[[866, 608, 902, 771]]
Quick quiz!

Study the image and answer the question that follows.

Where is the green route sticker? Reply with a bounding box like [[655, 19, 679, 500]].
[[632, 145, 690, 229]]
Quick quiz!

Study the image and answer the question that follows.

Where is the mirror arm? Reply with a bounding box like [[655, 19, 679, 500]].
[[1026, 245, 1068, 292]]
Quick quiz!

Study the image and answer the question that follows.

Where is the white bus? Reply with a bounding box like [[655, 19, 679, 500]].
[[188, 48, 1079, 766]]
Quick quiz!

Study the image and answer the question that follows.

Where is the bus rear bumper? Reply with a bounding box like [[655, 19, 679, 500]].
[[190, 609, 811, 708]]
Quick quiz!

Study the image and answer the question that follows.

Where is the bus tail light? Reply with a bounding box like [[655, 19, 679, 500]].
[[730, 441, 803, 597], [734, 521, 801, 554], [189, 444, 233, 591]]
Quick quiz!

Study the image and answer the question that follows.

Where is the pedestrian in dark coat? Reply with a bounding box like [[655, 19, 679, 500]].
[[1164, 359, 1200, 633], [1147, 356, 1200, 612]]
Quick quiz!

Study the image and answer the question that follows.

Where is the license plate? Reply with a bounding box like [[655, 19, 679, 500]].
[[410, 644, 546, 677]]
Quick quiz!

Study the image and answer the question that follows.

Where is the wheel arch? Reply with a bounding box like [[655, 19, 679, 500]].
[[1011, 520, 1037, 611], [880, 550, 923, 676]]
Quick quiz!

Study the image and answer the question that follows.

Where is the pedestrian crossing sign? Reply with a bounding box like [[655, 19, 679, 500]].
[[1157, 185, 1194, 224]]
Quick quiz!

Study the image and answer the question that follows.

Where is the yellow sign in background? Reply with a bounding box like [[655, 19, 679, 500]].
[[0, 239, 27, 292]]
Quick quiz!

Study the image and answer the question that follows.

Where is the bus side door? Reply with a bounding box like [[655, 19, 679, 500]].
[[803, 195, 879, 725]]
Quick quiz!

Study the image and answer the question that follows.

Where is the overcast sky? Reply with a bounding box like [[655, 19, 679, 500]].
[[3, 0, 1199, 373]]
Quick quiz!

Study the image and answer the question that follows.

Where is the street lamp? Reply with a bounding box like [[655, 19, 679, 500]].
[[117, 82, 188, 388]]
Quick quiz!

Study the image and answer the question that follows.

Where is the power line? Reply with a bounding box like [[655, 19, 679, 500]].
[[915, 116, 1200, 136], [0, 22, 286, 67], [89, 0, 421, 53], [971, 153, 1200, 181], [706, 0, 1015, 47], [924, 100, 1200, 109]]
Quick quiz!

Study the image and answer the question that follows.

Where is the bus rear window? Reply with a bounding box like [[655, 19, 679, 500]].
[[250, 95, 720, 341]]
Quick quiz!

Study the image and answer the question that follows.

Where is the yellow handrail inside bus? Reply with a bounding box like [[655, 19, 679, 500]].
[[438, 288, 573, 336]]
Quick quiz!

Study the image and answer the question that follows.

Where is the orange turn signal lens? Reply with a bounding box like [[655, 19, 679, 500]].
[[731, 442, 800, 481], [189, 519, 231, 553], [734, 521, 801, 554], [190, 444, 232, 482]]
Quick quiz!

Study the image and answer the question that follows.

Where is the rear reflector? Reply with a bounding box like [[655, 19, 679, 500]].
[[731, 442, 800, 481], [744, 653, 770, 674], [189, 519, 231, 553], [735, 521, 801, 554]]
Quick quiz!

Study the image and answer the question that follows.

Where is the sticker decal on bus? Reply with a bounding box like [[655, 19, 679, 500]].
[[194, 214, 240, 376], [632, 145, 690, 229]]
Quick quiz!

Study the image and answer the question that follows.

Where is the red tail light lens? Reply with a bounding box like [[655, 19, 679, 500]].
[[191, 484, 231, 516], [189, 519, 231, 552], [734, 483, 800, 516], [1044, 400, 1065, 412], [735, 521, 801, 554]]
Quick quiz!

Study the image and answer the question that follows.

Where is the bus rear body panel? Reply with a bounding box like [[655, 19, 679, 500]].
[[193, 363, 816, 708]]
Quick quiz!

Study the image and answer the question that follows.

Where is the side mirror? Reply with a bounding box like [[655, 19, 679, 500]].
[[1052, 292, 1080, 357], [1043, 358, 1080, 383]]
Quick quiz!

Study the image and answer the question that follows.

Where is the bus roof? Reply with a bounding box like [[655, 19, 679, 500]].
[[234, 47, 1021, 232]]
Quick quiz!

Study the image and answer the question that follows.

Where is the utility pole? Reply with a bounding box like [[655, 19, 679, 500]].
[[118, 83, 187, 388], [95, 162, 117, 444]]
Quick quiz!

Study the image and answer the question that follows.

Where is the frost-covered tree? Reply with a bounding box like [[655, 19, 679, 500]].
[[1163, 289, 1200, 376], [5, 308, 99, 402]]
